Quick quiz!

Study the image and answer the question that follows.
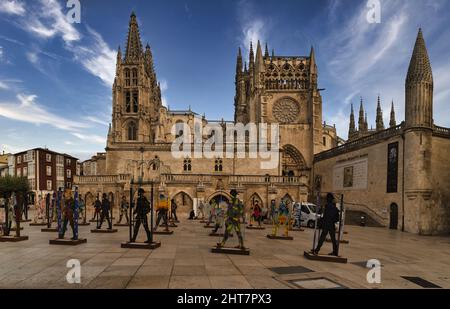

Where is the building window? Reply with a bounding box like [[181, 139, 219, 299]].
[[23, 167, 28, 177], [214, 158, 223, 172], [128, 122, 138, 141], [46, 154, 51, 162], [28, 164, 35, 177], [132, 91, 138, 113], [17, 156, 21, 164], [125, 91, 131, 113], [66, 169, 72, 179], [46, 166, 51, 176], [183, 158, 192, 172], [125, 68, 130, 87], [56, 155, 64, 165], [66, 159, 71, 166], [46, 180, 52, 191], [323, 136, 327, 146], [66, 182, 72, 189], [57, 166, 64, 178], [132, 68, 138, 86], [18, 168, 22, 177]]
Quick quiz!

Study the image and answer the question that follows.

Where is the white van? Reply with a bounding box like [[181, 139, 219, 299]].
[[292, 202, 321, 228]]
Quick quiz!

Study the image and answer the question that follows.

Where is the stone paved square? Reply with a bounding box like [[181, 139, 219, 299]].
[[0, 219, 449, 289]]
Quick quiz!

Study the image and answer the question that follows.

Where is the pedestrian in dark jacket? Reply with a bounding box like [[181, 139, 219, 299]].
[[312, 193, 340, 256]]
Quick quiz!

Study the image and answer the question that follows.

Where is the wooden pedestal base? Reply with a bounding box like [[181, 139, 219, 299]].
[[78, 222, 91, 226], [267, 234, 294, 240], [326, 238, 349, 244], [49, 238, 87, 246], [246, 226, 265, 230], [303, 251, 347, 264], [41, 227, 58, 232], [90, 229, 118, 233], [209, 232, 233, 237], [211, 246, 250, 255], [121, 241, 161, 249], [0, 235, 29, 242], [204, 225, 214, 229], [114, 223, 130, 227], [290, 228, 305, 232], [29, 223, 47, 226], [153, 230, 174, 235]]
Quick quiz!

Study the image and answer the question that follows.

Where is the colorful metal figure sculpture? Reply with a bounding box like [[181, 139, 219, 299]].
[[154, 193, 169, 231], [205, 199, 215, 226], [271, 200, 290, 237], [92, 195, 101, 222], [33, 194, 45, 224], [217, 190, 245, 249], [249, 200, 262, 227], [131, 188, 152, 242], [292, 202, 302, 228]]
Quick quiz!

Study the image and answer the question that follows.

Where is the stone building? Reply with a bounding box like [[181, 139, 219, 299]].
[[75, 13, 337, 215], [314, 29, 450, 235]]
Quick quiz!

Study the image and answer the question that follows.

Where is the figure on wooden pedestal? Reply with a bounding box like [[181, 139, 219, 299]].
[[312, 193, 339, 256], [117, 195, 129, 224], [249, 200, 262, 227], [170, 199, 178, 222], [270, 200, 290, 238], [154, 193, 169, 231], [131, 188, 152, 243], [59, 189, 77, 240], [92, 195, 101, 222], [197, 200, 205, 220], [211, 201, 225, 234], [98, 193, 112, 230], [217, 190, 245, 250]]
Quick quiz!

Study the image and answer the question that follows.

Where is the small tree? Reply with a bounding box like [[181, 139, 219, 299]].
[[0, 176, 29, 237]]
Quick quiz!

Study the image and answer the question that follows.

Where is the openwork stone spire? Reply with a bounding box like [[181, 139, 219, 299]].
[[376, 96, 384, 131], [349, 104, 356, 137], [406, 29, 433, 84], [390, 101, 397, 128], [125, 12, 143, 62]]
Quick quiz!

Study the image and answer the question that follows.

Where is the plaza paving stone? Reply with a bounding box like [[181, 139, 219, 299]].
[[0, 216, 449, 289]]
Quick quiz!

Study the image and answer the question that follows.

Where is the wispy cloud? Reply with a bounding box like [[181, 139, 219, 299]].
[[0, 93, 89, 131], [160, 78, 169, 107], [71, 132, 106, 145], [237, 0, 268, 54], [0, 81, 9, 90], [0, 0, 25, 16], [71, 27, 116, 86], [319, 0, 450, 138], [84, 115, 109, 126]]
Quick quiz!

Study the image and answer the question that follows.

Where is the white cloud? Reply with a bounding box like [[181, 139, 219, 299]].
[[237, 0, 268, 54], [159, 79, 169, 107], [0, 81, 8, 90], [26, 51, 39, 64], [71, 132, 106, 145], [71, 27, 117, 87], [23, 0, 80, 42], [0, 0, 25, 16], [0, 93, 89, 131], [84, 115, 109, 126]]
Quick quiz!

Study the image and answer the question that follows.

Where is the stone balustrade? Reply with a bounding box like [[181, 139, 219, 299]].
[[434, 125, 450, 138]]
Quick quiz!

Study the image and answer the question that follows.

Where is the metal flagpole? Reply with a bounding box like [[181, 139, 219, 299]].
[[57, 189, 62, 238], [312, 191, 320, 251]]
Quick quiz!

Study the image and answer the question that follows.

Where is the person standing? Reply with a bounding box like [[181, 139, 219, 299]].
[[312, 193, 340, 256], [98, 193, 112, 230], [92, 195, 101, 222]]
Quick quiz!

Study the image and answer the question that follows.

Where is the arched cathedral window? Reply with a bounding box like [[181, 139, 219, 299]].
[[126, 92, 131, 113], [132, 68, 138, 86], [125, 69, 130, 87], [183, 158, 192, 172], [214, 158, 223, 172], [132, 91, 138, 113], [128, 122, 137, 141]]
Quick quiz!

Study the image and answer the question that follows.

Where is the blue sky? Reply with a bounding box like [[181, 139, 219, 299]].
[[1, 0, 450, 160]]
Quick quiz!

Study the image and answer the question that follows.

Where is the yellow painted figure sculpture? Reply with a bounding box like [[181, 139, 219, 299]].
[[271, 200, 290, 237]]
